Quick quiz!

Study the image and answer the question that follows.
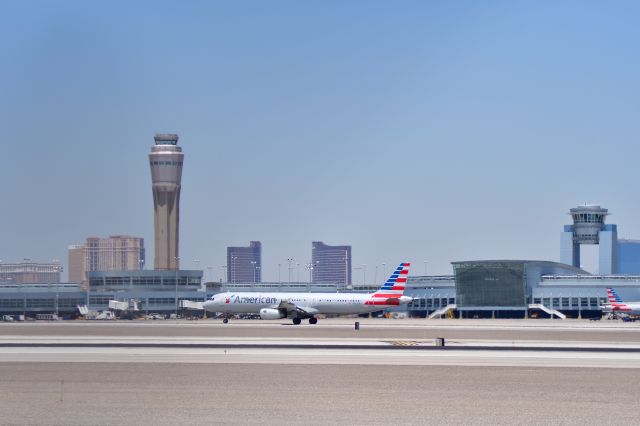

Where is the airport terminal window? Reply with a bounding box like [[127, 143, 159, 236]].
[[580, 298, 588, 307], [148, 297, 175, 305], [454, 262, 526, 307], [552, 298, 560, 307], [534, 298, 541, 304], [571, 298, 578, 307], [589, 297, 598, 307], [543, 298, 550, 306], [440, 298, 448, 306], [26, 299, 54, 308], [105, 277, 129, 287], [0, 299, 23, 308], [89, 278, 105, 288], [448, 298, 455, 305], [58, 298, 85, 308], [562, 298, 569, 307], [426, 299, 432, 308], [89, 296, 111, 305], [133, 277, 162, 286]]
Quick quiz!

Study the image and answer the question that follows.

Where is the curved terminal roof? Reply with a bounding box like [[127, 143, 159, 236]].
[[451, 260, 590, 275]]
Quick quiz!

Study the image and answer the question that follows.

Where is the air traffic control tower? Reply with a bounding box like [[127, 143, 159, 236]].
[[149, 134, 184, 270], [560, 205, 618, 274]]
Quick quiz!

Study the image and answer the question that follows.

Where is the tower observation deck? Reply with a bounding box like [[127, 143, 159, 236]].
[[149, 134, 183, 270], [561, 205, 617, 274]]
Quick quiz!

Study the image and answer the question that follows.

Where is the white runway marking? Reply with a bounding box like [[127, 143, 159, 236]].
[[1, 346, 639, 368]]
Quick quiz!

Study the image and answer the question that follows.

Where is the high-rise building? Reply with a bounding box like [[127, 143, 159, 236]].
[[311, 241, 351, 285], [149, 133, 183, 270], [67, 236, 145, 285], [617, 239, 640, 275], [0, 261, 62, 284], [67, 245, 85, 284], [227, 241, 262, 283]]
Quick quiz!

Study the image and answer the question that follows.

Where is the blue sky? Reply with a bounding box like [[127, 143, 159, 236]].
[[1, 1, 639, 281]]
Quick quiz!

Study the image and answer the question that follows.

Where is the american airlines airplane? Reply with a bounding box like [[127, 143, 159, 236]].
[[603, 288, 640, 316], [203, 262, 412, 325]]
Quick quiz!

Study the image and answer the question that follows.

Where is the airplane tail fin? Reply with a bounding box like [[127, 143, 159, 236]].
[[607, 288, 630, 311], [607, 287, 623, 304], [367, 263, 410, 304]]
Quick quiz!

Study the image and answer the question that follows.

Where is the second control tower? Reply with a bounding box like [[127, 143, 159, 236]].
[[149, 134, 184, 270], [560, 204, 618, 274]]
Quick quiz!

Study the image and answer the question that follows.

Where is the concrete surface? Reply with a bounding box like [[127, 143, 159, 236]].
[[0, 363, 638, 425]]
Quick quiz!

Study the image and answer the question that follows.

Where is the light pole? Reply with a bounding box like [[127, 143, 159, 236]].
[[424, 260, 428, 275], [382, 262, 386, 280], [362, 264, 366, 286], [231, 256, 238, 284], [296, 263, 300, 283], [278, 263, 281, 283], [174, 256, 180, 318], [251, 261, 257, 283], [374, 264, 379, 286], [206, 266, 213, 282], [306, 262, 314, 283], [220, 265, 227, 283], [287, 258, 293, 284], [255, 266, 261, 283]]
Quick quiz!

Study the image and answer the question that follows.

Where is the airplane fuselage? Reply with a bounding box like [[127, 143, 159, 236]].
[[603, 302, 640, 316], [204, 292, 409, 316]]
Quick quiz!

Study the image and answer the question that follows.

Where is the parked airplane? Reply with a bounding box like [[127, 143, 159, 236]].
[[203, 262, 412, 324], [603, 288, 640, 316]]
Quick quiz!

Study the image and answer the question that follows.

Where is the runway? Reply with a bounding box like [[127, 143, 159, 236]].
[[2, 319, 640, 425], [2, 317, 640, 342]]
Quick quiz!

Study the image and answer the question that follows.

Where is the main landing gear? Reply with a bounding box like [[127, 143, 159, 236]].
[[291, 317, 318, 325], [223, 317, 229, 324]]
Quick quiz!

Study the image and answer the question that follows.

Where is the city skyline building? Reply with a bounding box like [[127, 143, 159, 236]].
[[67, 245, 84, 284], [616, 239, 640, 275], [149, 133, 183, 270], [227, 241, 262, 283], [0, 261, 62, 284], [67, 236, 145, 286], [311, 241, 351, 285]]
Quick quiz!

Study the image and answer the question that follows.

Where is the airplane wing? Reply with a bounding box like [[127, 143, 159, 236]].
[[276, 299, 318, 317]]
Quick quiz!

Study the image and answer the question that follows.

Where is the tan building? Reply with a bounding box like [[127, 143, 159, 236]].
[[67, 245, 85, 284], [149, 134, 183, 270], [68, 236, 145, 286]]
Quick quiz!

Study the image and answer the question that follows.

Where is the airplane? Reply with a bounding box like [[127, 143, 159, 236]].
[[602, 287, 640, 316], [203, 262, 412, 325]]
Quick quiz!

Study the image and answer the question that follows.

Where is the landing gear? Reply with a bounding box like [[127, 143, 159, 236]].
[[292, 318, 302, 325], [223, 317, 229, 324], [309, 317, 318, 325]]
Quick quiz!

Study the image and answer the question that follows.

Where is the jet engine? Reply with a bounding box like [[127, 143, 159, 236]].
[[259, 308, 286, 320]]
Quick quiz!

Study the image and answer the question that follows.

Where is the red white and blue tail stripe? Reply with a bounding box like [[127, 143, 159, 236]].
[[365, 263, 410, 306], [607, 288, 631, 311]]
